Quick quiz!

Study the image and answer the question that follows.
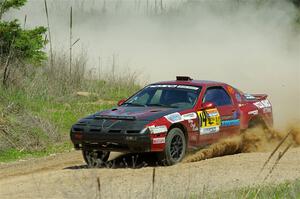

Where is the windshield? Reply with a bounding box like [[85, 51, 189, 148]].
[[123, 84, 201, 109]]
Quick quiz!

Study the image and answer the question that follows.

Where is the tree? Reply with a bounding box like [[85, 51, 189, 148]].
[[291, 0, 300, 7], [0, 0, 47, 86]]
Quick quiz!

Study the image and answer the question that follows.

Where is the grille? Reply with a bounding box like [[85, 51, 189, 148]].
[[89, 128, 101, 133], [73, 127, 84, 132], [108, 130, 122, 133], [126, 130, 140, 134]]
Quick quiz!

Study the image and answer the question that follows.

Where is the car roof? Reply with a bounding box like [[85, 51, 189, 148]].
[[151, 80, 227, 87]]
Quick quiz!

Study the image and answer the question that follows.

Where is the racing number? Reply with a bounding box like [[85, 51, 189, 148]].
[[197, 108, 221, 134], [198, 108, 221, 128]]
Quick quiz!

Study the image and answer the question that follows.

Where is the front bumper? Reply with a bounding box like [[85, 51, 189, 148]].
[[71, 132, 151, 152], [70, 119, 151, 152]]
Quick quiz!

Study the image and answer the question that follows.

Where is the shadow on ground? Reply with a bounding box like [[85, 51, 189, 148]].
[[64, 152, 160, 170]]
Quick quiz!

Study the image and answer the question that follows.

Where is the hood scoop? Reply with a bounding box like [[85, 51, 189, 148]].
[[150, 109, 161, 113], [94, 115, 136, 120]]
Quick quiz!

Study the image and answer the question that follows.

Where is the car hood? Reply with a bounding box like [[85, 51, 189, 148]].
[[92, 106, 184, 121]]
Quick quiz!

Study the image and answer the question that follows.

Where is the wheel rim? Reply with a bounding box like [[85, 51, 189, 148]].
[[170, 134, 184, 161]]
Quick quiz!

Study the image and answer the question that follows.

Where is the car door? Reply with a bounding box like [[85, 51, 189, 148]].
[[199, 86, 240, 143]]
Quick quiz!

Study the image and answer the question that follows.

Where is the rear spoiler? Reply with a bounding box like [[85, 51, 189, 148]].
[[244, 93, 268, 101], [252, 94, 268, 100]]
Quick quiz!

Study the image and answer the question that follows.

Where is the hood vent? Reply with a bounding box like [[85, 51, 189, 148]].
[[94, 115, 136, 120]]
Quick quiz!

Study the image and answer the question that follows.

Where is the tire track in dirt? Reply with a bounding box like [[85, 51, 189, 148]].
[[0, 151, 83, 180], [0, 151, 123, 180], [1, 148, 300, 199], [1, 126, 300, 198]]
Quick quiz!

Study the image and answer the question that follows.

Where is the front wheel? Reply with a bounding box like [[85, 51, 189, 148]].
[[158, 128, 186, 166], [82, 150, 110, 168]]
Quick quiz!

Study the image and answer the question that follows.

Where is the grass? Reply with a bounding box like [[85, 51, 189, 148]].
[[0, 51, 140, 162], [210, 179, 300, 199], [0, 84, 127, 162], [0, 144, 71, 162]]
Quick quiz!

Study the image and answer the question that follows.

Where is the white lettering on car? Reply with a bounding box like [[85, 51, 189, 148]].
[[200, 126, 220, 135], [248, 110, 258, 115], [153, 137, 165, 144], [254, 99, 271, 109], [188, 119, 199, 131], [149, 125, 168, 134]]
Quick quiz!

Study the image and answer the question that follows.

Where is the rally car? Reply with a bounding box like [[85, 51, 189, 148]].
[[70, 76, 273, 166]]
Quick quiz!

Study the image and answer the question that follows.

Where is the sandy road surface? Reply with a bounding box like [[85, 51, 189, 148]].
[[0, 147, 300, 199]]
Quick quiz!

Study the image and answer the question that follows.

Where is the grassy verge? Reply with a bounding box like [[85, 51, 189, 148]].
[[197, 179, 300, 199], [0, 52, 140, 162], [0, 87, 119, 162], [0, 143, 71, 162]]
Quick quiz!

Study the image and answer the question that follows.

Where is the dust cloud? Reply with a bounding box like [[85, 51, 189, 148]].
[[184, 124, 300, 163], [4, 0, 300, 128]]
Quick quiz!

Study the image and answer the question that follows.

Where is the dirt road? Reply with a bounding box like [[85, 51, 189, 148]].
[[0, 147, 300, 199]]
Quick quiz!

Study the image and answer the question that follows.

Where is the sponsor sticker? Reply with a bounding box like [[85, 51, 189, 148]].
[[188, 119, 199, 131], [164, 112, 184, 123], [221, 119, 240, 127], [206, 109, 219, 117], [261, 100, 271, 107], [244, 94, 256, 100], [149, 125, 168, 134], [248, 110, 258, 115], [254, 100, 271, 109], [198, 108, 221, 128], [153, 137, 165, 144], [254, 102, 264, 109], [198, 108, 221, 134], [182, 112, 197, 120], [149, 84, 177, 88], [148, 85, 199, 90], [177, 85, 199, 90], [200, 126, 220, 135], [227, 86, 235, 94]]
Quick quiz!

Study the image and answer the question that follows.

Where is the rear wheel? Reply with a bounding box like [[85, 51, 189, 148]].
[[82, 150, 110, 168], [158, 128, 186, 166]]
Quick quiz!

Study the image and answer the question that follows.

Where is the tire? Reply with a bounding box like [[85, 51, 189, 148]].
[[158, 128, 186, 166], [82, 150, 110, 168]]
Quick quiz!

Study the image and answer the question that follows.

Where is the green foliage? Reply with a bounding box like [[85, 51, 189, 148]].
[[0, 20, 47, 65], [0, 0, 27, 18], [291, 0, 300, 7], [0, 0, 47, 86]]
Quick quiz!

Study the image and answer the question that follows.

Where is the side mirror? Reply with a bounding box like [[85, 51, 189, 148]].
[[201, 102, 216, 110], [117, 99, 126, 106]]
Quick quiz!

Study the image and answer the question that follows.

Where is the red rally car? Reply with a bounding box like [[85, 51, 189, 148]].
[[70, 76, 273, 166]]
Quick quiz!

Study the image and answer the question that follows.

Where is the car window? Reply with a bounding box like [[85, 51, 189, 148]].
[[149, 90, 162, 104], [133, 93, 150, 104], [125, 85, 201, 109], [203, 87, 232, 106]]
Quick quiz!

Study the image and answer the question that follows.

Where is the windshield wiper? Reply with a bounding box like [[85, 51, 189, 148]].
[[122, 102, 147, 107], [147, 103, 177, 108]]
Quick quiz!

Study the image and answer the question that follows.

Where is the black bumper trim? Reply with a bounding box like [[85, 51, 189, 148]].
[[71, 132, 151, 153]]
